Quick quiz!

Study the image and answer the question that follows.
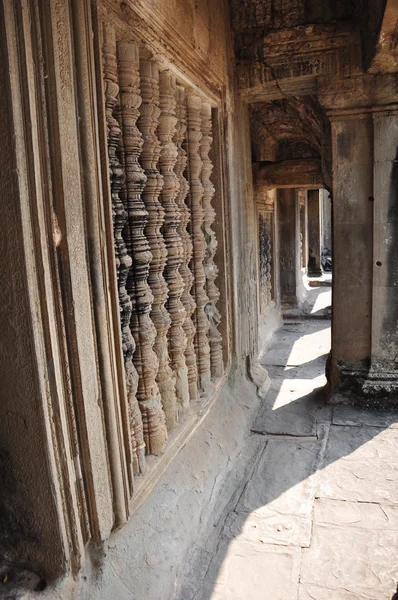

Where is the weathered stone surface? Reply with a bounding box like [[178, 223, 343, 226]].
[[332, 405, 398, 428], [177, 319, 398, 600], [317, 425, 398, 504], [255, 159, 323, 188], [223, 509, 312, 548], [314, 498, 398, 531], [300, 516, 398, 597], [252, 379, 328, 436], [320, 424, 398, 462], [203, 541, 301, 600], [256, 319, 331, 435], [236, 437, 323, 521], [299, 583, 390, 600]]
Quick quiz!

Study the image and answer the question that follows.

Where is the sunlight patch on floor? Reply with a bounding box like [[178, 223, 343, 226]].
[[272, 378, 326, 410], [311, 289, 332, 314]]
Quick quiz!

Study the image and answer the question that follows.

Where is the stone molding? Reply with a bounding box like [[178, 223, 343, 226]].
[[97, 0, 223, 103]]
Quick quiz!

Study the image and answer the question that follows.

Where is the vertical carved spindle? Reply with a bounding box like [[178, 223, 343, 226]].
[[116, 45, 166, 457], [186, 94, 211, 390], [201, 103, 223, 379], [103, 26, 145, 474], [175, 86, 198, 402], [138, 57, 175, 434], [117, 40, 159, 471], [159, 72, 189, 416]]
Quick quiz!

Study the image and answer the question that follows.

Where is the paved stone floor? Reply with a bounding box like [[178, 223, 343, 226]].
[[178, 315, 398, 600]]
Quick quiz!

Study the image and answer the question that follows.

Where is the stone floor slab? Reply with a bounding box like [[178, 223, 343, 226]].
[[300, 519, 398, 598], [317, 425, 398, 504], [178, 317, 398, 600], [223, 509, 312, 548], [332, 405, 398, 428], [320, 424, 398, 462], [314, 497, 398, 530], [252, 379, 329, 436], [298, 583, 390, 600], [235, 436, 324, 521], [205, 541, 301, 600], [317, 458, 398, 504]]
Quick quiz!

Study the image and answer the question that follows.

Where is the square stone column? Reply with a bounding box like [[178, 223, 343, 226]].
[[307, 189, 322, 276], [329, 109, 374, 398], [363, 106, 398, 405], [277, 188, 303, 307]]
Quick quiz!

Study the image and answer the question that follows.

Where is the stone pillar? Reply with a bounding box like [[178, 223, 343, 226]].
[[298, 190, 308, 272], [321, 189, 332, 254], [277, 188, 302, 307], [363, 106, 398, 404], [329, 109, 373, 396], [307, 189, 322, 277]]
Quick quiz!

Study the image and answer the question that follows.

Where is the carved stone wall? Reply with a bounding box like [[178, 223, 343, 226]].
[[0, 0, 236, 588], [99, 23, 225, 479]]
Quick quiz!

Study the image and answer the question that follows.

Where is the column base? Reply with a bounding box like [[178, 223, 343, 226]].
[[330, 365, 398, 409], [361, 370, 398, 409], [307, 268, 322, 277]]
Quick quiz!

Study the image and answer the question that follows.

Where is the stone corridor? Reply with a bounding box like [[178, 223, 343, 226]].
[[179, 309, 398, 600]]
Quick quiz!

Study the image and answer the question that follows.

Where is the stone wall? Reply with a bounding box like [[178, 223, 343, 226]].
[[0, 0, 263, 595]]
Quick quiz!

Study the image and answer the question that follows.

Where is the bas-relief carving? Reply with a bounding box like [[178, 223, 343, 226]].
[[201, 103, 223, 379], [175, 86, 199, 402], [258, 211, 273, 317], [185, 94, 211, 391]]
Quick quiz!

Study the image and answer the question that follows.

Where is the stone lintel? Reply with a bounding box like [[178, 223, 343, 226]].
[[319, 73, 398, 111], [255, 159, 323, 189], [241, 74, 318, 103]]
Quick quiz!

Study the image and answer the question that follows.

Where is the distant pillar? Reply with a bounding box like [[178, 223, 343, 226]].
[[307, 189, 322, 276], [320, 189, 332, 254], [277, 188, 301, 306]]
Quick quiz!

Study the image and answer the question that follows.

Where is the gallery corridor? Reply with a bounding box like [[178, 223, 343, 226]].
[[178, 313, 398, 600]]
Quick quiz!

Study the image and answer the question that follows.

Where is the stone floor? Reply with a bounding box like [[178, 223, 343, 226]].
[[178, 316, 398, 600]]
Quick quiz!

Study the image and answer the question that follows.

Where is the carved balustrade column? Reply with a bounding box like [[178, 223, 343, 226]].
[[159, 72, 189, 415], [138, 57, 177, 431], [175, 86, 198, 402], [185, 94, 211, 390], [115, 46, 166, 457], [103, 26, 145, 473], [200, 102, 223, 379], [117, 40, 159, 472]]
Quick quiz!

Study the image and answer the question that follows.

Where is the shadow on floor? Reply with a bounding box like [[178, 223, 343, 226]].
[[177, 318, 398, 600]]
